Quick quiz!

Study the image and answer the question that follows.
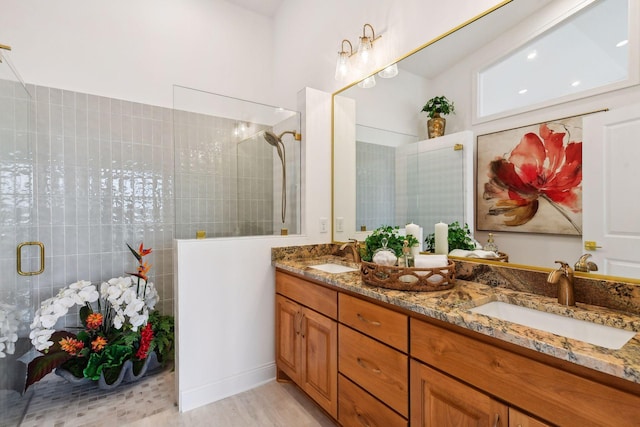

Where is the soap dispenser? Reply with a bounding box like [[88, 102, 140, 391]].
[[401, 240, 414, 267], [484, 233, 498, 253]]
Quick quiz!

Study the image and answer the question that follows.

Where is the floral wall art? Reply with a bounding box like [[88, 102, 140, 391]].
[[476, 115, 584, 235]]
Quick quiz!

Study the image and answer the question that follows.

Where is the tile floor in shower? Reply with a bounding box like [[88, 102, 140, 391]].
[[1, 367, 336, 427]]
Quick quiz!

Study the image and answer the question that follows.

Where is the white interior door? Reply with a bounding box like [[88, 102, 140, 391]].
[[583, 104, 640, 278]]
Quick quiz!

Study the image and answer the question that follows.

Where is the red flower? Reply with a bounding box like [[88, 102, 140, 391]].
[[60, 337, 85, 356], [138, 243, 152, 258], [134, 261, 152, 282], [86, 313, 103, 330], [483, 124, 582, 229], [136, 322, 154, 360], [91, 336, 108, 352]]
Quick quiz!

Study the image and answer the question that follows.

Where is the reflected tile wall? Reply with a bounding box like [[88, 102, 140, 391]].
[[356, 141, 395, 230]]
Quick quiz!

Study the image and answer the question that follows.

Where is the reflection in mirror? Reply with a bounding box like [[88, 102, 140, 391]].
[[355, 125, 418, 231], [477, 0, 631, 120], [173, 86, 301, 238], [333, 0, 640, 281]]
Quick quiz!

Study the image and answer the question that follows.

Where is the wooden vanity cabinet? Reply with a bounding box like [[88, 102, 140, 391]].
[[410, 317, 640, 427], [275, 271, 338, 418]]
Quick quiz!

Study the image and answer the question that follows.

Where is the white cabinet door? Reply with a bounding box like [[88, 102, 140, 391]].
[[583, 104, 640, 277]]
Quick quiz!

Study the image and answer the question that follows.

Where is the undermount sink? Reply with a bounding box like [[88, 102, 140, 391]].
[[309, 263, 359, 274], [470, 301, 636, 350]]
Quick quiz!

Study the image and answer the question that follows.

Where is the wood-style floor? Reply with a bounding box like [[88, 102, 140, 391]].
[[128, 379, 338, 427], [2, 367, 337, 427]]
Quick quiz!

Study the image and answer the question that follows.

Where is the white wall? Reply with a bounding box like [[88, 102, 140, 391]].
[[2, 0, 504, 110], [0, 0, 275, 108], [175, 87, 332, 412]]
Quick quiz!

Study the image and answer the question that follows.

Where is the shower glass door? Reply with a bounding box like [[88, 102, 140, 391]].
[[0, 47, 36, 415]]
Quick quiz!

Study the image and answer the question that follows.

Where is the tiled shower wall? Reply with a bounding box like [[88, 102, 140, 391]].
[[1, 79, 290, 323], [173, 113, 284, 239], [31, 83, 175, 317], [356, 141, 396, 230]]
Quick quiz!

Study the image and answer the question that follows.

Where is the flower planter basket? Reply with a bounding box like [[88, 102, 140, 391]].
[[55, 351, 161, 390], [360, 260, 456, 292]]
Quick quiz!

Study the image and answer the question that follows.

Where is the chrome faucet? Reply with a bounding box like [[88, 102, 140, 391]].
[[574, 253, 598, 273], [339, 239, 361, 263], [547, 261, 575, 306]]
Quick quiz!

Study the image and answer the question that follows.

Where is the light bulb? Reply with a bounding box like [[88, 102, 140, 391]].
[[357, 36, 373, 69], [334, 51, 350, 81]]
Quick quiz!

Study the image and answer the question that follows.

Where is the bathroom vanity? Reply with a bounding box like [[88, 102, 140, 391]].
[[273, 246, 640, 427]]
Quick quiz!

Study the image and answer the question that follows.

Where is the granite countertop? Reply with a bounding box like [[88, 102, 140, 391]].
[[273, 255, 640, 385]]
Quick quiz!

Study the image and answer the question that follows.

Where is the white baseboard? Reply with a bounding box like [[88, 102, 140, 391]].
[[178, 362, 276, 413]]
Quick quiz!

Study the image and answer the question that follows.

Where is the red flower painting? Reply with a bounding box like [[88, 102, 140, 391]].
[[478, 118, 583, 235]]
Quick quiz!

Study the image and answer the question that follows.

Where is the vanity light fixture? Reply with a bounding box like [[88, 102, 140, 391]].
[[356, 24, 379, 69], [518, 88, 528, 95], [334, 23, 384, 83], [526, 50, 537, 60], [571, 80, 581, 87], [616, 39, 629, 47], [335, 39, 353, 81]]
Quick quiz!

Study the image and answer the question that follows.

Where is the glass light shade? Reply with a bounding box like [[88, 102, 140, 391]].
[[377, 63, 398, 78], [334, 51, 350, 81], [357, 75, 376, 89], [357, 36, 373, 69]]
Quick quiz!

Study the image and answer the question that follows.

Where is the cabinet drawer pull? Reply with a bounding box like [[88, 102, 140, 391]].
[[493, 413, 500, 427], [356, 357, 382, 374], [356, 313, 381, 327]]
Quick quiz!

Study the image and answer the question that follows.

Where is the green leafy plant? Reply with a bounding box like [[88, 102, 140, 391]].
[[421, 95, 455, 118], [148, 310, 175, 366], [424, 221, 476, 252], [361, 225, 419, 262]]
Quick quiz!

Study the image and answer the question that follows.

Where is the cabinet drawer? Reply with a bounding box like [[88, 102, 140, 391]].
[[339, 293, 408, 352], [339, 324, 408, 417], [276, 271, 337, 319], [410, 318, 640, 427], [339, 374, 407, 427]]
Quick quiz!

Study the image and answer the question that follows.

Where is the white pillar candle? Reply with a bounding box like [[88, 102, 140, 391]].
[[405, 222, 422, 255], [434, 222, 448, 255]]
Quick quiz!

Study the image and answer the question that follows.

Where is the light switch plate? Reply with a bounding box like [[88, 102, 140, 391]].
[[320, 217, 328, 233]]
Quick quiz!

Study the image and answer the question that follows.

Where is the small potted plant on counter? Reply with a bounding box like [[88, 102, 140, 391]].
[[421, 95, 455, 138], [424, 221, 475, 252]]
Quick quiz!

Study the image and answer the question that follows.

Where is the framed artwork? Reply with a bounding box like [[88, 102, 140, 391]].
[[476, 115, 584, 235]]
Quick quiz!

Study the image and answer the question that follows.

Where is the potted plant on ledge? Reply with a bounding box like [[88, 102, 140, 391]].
[[421, 95, 455, 139]]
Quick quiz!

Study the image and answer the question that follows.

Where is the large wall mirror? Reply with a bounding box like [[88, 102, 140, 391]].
[[333, 0, 640, 281]]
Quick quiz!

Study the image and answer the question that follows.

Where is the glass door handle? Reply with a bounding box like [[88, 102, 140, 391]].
[[17, 241, 45, 276]]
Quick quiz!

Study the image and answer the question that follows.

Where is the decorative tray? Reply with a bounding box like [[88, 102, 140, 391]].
[[360, 260, 455, 292]]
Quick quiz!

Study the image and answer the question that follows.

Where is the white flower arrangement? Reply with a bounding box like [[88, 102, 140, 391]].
[[0, 303, 20, 358], [29, 277, 158, 353]]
